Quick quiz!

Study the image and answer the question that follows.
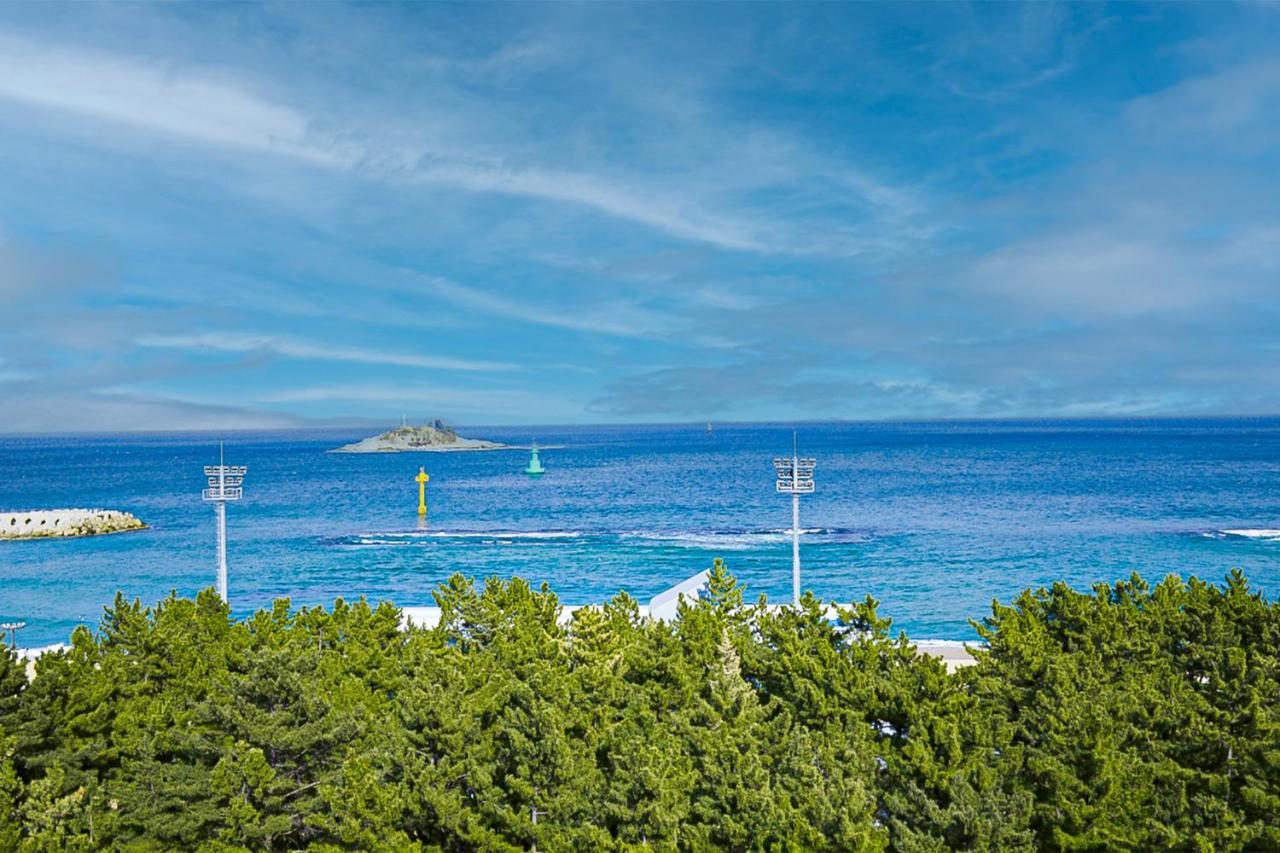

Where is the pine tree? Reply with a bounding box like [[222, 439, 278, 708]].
[[0, 565, 1277, 849], [0, 733, 22, 850]]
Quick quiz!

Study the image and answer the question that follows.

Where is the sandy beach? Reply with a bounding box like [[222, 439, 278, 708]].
[[15, 617, 975, 674], [400, 606, 977, 670], [913, 639, 978, 671], [13, 611, 974, 677]]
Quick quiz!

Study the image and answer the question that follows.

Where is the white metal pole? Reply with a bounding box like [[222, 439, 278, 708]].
[[219, 451, 228, 602], [792, 452, 801, 606], [216, 500, 228, 603]]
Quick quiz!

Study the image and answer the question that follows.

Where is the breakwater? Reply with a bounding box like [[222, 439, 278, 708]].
[[0, 509, 146, 540]]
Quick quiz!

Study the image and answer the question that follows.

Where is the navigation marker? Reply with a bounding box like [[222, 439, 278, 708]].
[[524, 442, 546, 477], [416, 466, 430, 516]]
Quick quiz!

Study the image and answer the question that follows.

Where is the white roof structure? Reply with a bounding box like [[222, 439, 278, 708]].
[[400, 569, 713, 629], [647, 569, 711, 621]]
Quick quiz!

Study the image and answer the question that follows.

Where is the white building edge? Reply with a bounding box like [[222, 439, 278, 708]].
[[399, 569, 975, 670], [14, 573, 973, 672], [400, 568, 714, 629]]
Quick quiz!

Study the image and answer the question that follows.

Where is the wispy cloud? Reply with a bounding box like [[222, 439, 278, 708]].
[[594, 349, 988, 419], [0, 387, 305, 433], [410, 273, 674, 339], [1, 5, 1278, 429], [1125, 56, 1280, 152], [0, 358, 34, 384], [0, 32, 346, 166], [257, 382, 586, 423], [414, 162, 769, 253], [0, 28, 921, 257], [136, 333, 516, 372], [0, 231, 101, 305]]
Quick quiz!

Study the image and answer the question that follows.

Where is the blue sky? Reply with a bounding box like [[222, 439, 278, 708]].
[[1, 2, 1278, 431]]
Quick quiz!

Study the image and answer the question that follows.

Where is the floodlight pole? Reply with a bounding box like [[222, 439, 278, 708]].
[[216, 444, 228, 601], [202, 442, 247, 604], [0, 621, 25, 651], [791, 460, 801, 605], [216, 498, 228, 600], [774, 432, 816, 607]]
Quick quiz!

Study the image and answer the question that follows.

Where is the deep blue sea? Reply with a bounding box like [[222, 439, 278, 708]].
[[2, 420, 1278, 646]]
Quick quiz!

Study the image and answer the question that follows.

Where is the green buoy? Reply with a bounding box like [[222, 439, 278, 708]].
[[524, 442, 545, 477]]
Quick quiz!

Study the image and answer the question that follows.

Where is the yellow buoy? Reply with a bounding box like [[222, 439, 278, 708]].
[[415, 467, 429, 516]]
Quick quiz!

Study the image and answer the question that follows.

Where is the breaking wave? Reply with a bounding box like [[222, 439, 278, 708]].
[[332, 527, 869, 550], [1217, 528, 1280, 542], [336, 530, 585, 547], [618, 528, 869, 550]]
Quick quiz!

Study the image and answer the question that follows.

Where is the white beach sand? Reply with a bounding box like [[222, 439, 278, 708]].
[[401, 606, 978, 670]]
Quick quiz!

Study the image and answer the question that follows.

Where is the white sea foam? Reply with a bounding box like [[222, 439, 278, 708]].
[[341, 530, 587, 547], [1220, 528, 1280, 541], [356, 530, 583, 540], [620, 532, 788, 550], [618, 528, 865, 550], [339, 527, 868, 550]]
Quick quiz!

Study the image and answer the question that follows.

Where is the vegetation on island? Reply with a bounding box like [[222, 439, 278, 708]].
[[385, 419, 460, 444], [1, 560, 1278, 850], [333, 420, 507, 453]]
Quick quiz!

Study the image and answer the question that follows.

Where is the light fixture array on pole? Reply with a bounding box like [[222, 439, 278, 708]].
[[773, 432, 815, 606], [202, 442, 247, 604], [0, 621, 25, 650]]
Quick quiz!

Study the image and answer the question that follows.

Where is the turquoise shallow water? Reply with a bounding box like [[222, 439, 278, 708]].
[[1, 419, 1278, 646]]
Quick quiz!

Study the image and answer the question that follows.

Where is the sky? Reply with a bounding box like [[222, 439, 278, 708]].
[[0, 2, 1278, 431]]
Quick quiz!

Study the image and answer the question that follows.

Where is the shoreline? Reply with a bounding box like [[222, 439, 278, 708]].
[[15, 641, 976, 676], [329, 442, 566, 454], [332, 423, 511, 453], [13, 614, 977, 676], [400, 606, 978, 670], [913, 639, 978, 670], [330, 445, 507, 454]]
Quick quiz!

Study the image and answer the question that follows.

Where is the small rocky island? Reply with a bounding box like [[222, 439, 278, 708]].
[[332, 420, 508, 453], [1, 509, 147, 541]]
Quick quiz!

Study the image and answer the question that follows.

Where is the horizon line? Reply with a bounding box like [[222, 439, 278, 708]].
[[3, 412, 1280, 439]]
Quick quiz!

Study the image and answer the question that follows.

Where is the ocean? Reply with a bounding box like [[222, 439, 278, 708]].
[[2, 419, 1278, 647]]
